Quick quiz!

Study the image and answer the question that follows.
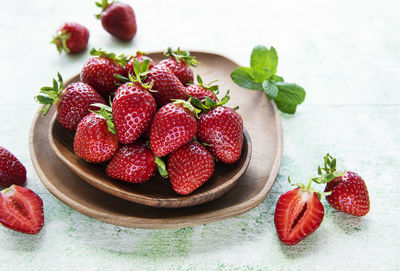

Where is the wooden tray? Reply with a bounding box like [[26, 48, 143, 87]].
[[29, 51, 283, 228]]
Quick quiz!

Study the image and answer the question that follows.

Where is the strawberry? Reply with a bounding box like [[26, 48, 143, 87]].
[[95, 0, 137, 41], [106, 143, 156, 183], [150, 100, 199, 157], [159, 47, 198, 85], [35, 73, 105, 130], [196, 96, 243, 163], [112, 60, 157, 144], [274, 178, 325, 246], [125, 51, 155, 77], [186, 75, 218, 102], [80, 48, 128, 98], [167, 142, 214, 195], [73, 111, 119, 163], [145, 65, 187, 107], [312, 154, 370, 216], [51, 22, 89, 54], [0, 185, 44, 234], [0, 147, 26, 188]]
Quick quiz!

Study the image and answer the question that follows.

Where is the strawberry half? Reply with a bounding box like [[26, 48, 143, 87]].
[[0, 185, 44, 234], [73, 111, 119, 163], [274, 178, 325, 246], [186, 75, 218, 102], [159, 47, 198, 85], [313, 154, 370, 216], [35, 73, 106, 130], [168, 142, 214, 195], [106, 143, 156, 183], [0, 147, 26, 188], [80, 48, 128, 98], [150, 100, 199, 157], [125, 51, 155, 77], [51, 22, 89, 54]]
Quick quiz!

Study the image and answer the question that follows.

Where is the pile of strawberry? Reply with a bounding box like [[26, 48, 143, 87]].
[[36, 47, 244, 196]]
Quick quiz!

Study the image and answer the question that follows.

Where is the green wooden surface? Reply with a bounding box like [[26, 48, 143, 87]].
[[0, 0, 399, 270]]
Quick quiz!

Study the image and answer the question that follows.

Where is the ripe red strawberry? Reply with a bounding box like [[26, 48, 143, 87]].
[[106, 143, 156, 183], [0, 185, 44, 234], [0, 147, 26, 187], [168, 142, 214, 195], [159, 47, 198, 85], [125, 51, 155, 76], [197, 106, 243, 164], [35, 73, 105, 130], [51, 22, 89, 54], [150, 101, 199, 157], [95, 0, 137, 41], [313, 154, 370, 216], [186, 75, 218, 101], [146, 65, 187, 107], [73, 111, 119, 163], [274, 178, 325, 245], [80, 48, 128, 98]]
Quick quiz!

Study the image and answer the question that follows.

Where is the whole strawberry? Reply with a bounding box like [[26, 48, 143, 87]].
[[168, 142, 214, 195], [106, 143, 156, 183], [73, 110, 119, 163], [150, 100, 199, 157], [275, 178, 325, 246], [145, 65, 187, 107], [0, 147, 26, 187], [80, 48, 128, 98], [186, 75, 218, 101], [0, 185, 44, 234], [312, 154, 370, 216], [95, 0, 137, 41], [125, 51, 155, 76], [35, 73, 105, 130], [51, 22, 89, 54], [159, 47, 198, 85], [197, 95, 243, 164]]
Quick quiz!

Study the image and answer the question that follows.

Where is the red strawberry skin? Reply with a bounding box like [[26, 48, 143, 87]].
[[56, 82, 105, 130], [106, 143, 156, 183], [168, 142, 214, 195], [150, 103, 197, 157], [80, 57, 125, 97], [0, 147, 26, 187], [0, 185, 44, 234], [112, 83, 157, 144], [73, 113, 119, 163], [125, 55, 155, 76], [197, 107, 243, 164], [186, 84, 217, 101], [146, 65, 187, 107], [159, 58, 193, 86], [101, 2, 137, 41], [55, 23, 89, 54], [325, 171, 370, 216], [274, 187, 324, 245]]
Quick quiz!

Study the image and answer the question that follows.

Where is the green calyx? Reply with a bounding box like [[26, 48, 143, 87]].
[[172, 98, 202, 118], [155, 156, 168, 178], [90, 48, 129, 67], [90, 103, 116, 134], [95, 0, 114, 19], [164, 47, 199, 67], [189, 75, 219, 95], [51, 30, 71, 54], [312, 153, 345, 184], [35, 72, 64, 116], [289, 176, 331, 201], [189, 89, 234, 113], [114, 58, 155, 91]]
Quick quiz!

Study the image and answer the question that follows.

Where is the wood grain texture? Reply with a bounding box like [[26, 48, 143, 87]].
[[29, 51, 283, 228]]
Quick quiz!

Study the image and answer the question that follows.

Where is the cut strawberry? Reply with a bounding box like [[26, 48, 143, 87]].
[[0, 185, 44, 234]]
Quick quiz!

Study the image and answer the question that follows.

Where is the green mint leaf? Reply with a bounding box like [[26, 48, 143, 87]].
[[262, 80, 279, 100], [250, 45, 278, 75], [271, 75, 284, 82], [275, 82, 306, 105], [274, 100, 298, 114], [230, 67, 263, 91]]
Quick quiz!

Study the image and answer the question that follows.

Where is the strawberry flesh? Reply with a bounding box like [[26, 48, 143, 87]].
[[0, 185, 44, 234], [0, 147, 26, 188]]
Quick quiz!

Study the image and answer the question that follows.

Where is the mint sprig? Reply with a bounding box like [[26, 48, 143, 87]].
[[231, 45, 306, 114]]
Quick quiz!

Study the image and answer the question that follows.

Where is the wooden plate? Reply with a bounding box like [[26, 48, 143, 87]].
[[29, 51, 283, 228]]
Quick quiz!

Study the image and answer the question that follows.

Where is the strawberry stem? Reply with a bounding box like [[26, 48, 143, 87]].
[[35, 72, 64, 116], [90, 103, 116, 134], [164, 47, 199, 67], [90, 48, 129, 67], [51, 30, 71, 54], [94, 0, 113, 19], [311, 153, 345, 184], [155, 156, 168, 178]]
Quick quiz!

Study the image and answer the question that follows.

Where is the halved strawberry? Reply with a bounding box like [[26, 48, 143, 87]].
[[0, 185, 44, 234], [0, 147, 26, 188], [274, 178, 325, 245]]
